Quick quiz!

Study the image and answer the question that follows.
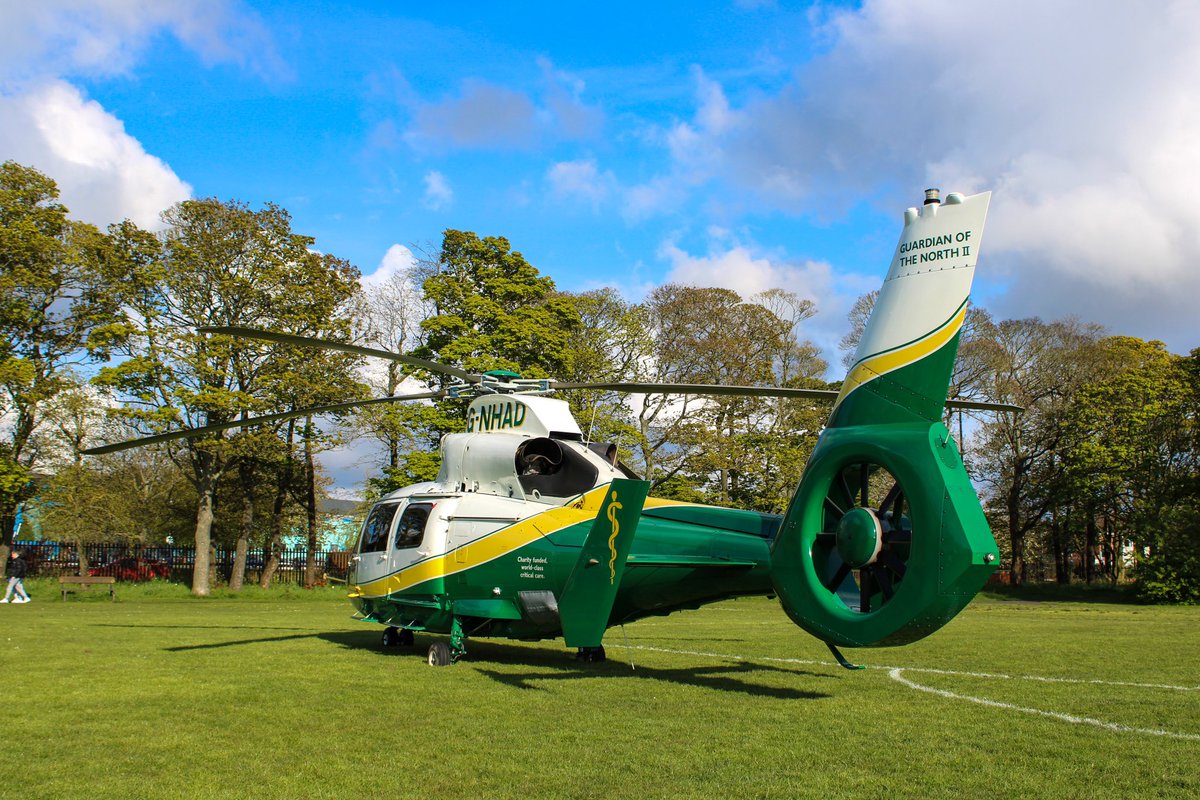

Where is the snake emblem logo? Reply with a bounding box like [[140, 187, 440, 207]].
[[606, 490, 622, 584]]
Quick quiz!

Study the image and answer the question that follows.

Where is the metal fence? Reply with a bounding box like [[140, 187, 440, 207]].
[[12, 542, 351, 584]]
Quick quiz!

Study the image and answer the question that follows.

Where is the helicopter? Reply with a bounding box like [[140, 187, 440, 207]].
[[88, 188, 1008, 669]]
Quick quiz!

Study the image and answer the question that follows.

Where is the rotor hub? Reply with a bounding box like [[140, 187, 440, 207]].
[[834, 507, 883, 569]]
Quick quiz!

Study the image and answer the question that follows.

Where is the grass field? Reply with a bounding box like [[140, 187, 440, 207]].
[[0, 581, 1196, 800]]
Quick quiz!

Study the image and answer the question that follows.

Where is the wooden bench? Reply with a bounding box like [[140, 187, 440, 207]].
[[59, 575, 116, 601]]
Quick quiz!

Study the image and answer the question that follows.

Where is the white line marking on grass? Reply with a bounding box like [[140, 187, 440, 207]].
[[888, 669, 1200, 742], [624, 644, 1200, 692], [622, 644, 1200, 741]]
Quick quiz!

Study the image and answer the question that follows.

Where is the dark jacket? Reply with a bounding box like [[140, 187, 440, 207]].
[[6, 556, 26, 579]]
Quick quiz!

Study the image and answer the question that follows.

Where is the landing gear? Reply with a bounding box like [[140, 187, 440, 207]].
[[381, 626, 414, 648], [427, 641, 452, 667], [575, 645, 606, 663], [427, 617, 467, 667]]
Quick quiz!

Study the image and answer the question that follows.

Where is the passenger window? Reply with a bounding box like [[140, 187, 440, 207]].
[[359, 503, 399, 553], [395, 504, 432, 550]]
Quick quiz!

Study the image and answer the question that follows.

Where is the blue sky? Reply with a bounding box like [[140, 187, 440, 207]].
[[6, 1, 1198, 360], [4, 1, 1199, 488]]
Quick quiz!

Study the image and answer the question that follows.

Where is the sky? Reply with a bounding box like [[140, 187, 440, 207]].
[[3, 0, 1198, 491]]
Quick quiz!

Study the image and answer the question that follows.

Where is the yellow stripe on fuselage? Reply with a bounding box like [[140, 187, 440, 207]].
[[833, 303, 966, 411], [352, 492, 718, 599], [354, 486, 611, 598]]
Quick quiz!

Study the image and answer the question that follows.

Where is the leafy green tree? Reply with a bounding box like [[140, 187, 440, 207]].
[[1064, 338, 1196, 591], [556, 287, 651, 464], [630, 285, 827, 509], [0, 162, 120, 557], [417, 230, 580, 376], [97, 199, 361, 595], [375, 230, 581, 486], [972, 317, 1105, 584]]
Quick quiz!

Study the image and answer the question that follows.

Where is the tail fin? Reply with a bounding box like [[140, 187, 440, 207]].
[[771, 189, 998, 649], [830, 190, 991, 429], [558, 478, 651, 648]]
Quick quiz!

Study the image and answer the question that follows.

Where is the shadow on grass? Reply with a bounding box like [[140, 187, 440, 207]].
[[164, 632, 325, 651], [319, 631, 834, 699], [93, 624, 319, 631], [474, 661, 832, 699], [143, 626, 836, 699], [979, 582, 1142, 605]]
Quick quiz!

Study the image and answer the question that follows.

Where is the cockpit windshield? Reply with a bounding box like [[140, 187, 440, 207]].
[[358, 503, 399, 553]]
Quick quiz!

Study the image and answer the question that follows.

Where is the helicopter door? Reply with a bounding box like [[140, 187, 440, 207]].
[[350, 501, 400, 585], [390, 502, 435, 572]]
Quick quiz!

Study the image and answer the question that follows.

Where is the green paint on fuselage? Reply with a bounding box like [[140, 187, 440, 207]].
[[353, 504, 777, 640]]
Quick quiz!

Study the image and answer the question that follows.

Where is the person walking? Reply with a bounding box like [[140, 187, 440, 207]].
[[2, 550, 30, 603]]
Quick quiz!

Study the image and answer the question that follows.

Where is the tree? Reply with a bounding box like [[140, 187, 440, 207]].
[[971, 317, 1105, 584], [628, 285, 827, 509], [555, 287, 651, 461], [384, 230, 581, 484], [417, 230, 579, 376], [1063, 338, 1195, 590], [0, 162, 120, 558], [97, 200, 361, 595], [351, 262, 439, 497]]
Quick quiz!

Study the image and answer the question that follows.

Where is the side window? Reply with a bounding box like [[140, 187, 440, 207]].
[[395, 503, 432, 550], [359, 503, 399, 553]]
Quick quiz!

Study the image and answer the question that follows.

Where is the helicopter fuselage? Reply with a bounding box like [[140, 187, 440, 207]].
[[347, 394, 778, 644]]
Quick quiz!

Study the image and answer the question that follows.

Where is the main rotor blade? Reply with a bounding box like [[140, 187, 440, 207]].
[[944, 398, 1023, 413], [553, 382, 842, 400], [198, 326, 477, 383], [82, 391, 444, 456], [556, 381, 1022, 413]]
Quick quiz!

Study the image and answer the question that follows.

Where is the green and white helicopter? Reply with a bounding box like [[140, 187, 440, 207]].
[[94, 189, 1007, 668]]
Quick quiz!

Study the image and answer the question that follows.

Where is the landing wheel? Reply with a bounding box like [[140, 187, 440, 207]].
[[381, 627, 399, 647], [814, 461, 912, 614], [398, 628, 414, 646], [427, 641, 452, 667], [575, 646, 606, 663]]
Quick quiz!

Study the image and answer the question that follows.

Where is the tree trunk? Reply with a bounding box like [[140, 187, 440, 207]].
[[1007, 479, 1025, 586], [75, 538, 90, 577], [191, 477, 216, 596], [1, 506, 15, 561], [1084, 510, 1097, 585], [303, 422, 318, 589], [229, 462, 255, 592], [259, 421, 295, 589], [1050, 513, 1070, 584]]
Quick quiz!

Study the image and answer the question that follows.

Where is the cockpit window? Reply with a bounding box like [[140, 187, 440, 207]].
[[395, 503, 432, 550], [359, 503, 399, 553]]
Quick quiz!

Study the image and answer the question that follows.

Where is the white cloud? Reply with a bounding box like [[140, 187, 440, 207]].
[[0, 1, 285, 230], [422, 170, 453, 210], [362, 243, 418, 289], [0, 80, 191, 228], [0, 0, 285, 84], [546, 159, 617, 209], [397, 59, 602, 153], [623, 67, 738, 219], [407, 80, 539, 151], [656, 235, 874, 372], [651, 1, 1200, 350]]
